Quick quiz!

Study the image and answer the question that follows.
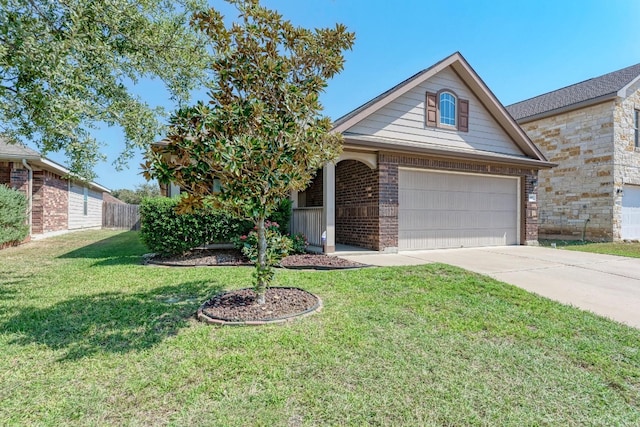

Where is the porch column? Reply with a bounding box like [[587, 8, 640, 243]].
[[323, 162, 336, 253]]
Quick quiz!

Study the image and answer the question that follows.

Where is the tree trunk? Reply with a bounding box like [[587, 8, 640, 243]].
[[255, 216, 267, 305]]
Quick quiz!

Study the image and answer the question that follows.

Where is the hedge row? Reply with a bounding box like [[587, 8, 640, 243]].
[[0, 184, 29, 246], [139, 197, 292, 256]]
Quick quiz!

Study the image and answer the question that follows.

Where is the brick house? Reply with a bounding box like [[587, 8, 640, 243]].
[[292, 52, 554, 252], [506, 63, 640, 241], [0, 138, 110, 238]]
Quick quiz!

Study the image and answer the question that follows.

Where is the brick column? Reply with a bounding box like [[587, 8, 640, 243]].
[[378, 154, 399, 252]]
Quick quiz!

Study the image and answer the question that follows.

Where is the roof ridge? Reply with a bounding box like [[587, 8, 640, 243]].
[[506, 61, 640, 121], [509, 62, 640, 108]]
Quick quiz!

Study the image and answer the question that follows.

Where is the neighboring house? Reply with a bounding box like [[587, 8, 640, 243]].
[[506, 63, 640, 241], [292, 52, 554, 252], [103, 192, 126, 205], [0, 138, 110, 238]]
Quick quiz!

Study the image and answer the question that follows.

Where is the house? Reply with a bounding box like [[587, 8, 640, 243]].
[[0, 138, 110, 239], [506, 62, 640, 241], [292, 52, 554, 252]]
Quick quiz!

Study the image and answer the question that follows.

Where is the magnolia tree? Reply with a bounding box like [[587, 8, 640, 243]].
[[144, 0, 355, 304]]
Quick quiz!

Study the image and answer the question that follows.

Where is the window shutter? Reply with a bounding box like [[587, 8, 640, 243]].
[[426, 92, 437, 127], [458, 99, 469, 132]]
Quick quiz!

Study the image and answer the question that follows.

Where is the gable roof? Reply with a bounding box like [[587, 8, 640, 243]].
[[506, 62, 640, 123], [0, 137, 110, 192], [332, 52, 549, 163], [0, 138, 40, 159]]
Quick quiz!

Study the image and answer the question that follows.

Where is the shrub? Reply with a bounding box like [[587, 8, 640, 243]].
[[269, 198, 293, 233], [232, 221, 293, 265], [290, 232, 308, 254], [139, 195, 294, 256], [139, 196, 252, 256], [0, 184, 29, 246]]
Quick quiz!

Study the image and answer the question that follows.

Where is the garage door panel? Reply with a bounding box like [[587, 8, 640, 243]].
[[399, 169, 518, 250], [622, 185, 640, 240]]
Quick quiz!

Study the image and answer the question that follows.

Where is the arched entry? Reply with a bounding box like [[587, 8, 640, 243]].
[[335, 157, 378, 250], [291, 151, 379, 252]]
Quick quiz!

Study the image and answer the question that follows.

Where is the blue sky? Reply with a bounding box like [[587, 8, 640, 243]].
[[45, 0, 640, 190]]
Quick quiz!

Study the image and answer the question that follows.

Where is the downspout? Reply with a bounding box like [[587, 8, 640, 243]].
[[21, 159, 33, 236]]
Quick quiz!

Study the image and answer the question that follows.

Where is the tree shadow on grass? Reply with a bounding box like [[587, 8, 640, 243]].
[[1, 280, 222, 361], [57, 232, 147, 267], [0, 271, 36, 302]]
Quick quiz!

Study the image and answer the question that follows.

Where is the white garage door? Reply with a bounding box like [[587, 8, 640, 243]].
[[621, 185, 640, 240], [399, 169, 519, 250]]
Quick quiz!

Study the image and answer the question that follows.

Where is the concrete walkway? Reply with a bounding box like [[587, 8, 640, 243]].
[[338, 246, 640, 329]]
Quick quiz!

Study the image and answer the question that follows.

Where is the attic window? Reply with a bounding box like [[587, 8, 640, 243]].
[[439, 92, 456, 126], [426, 90, 469, 132]]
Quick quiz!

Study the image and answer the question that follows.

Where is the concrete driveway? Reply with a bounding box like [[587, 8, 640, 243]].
[[339, 246, 640, 329]]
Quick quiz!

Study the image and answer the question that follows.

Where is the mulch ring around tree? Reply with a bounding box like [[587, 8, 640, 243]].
[[144, 248, 369, 270], [197, 287, 322, 325]]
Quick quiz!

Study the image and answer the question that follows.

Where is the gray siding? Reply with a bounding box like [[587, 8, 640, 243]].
[[68, 182, 103, 229], [348, 67, 522, 156]]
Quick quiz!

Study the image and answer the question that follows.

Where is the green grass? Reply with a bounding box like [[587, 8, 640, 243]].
[[1, 230, 640, 426], [541, 239, 640, 258]]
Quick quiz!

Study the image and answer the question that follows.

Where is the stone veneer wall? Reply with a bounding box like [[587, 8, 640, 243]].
[[520, 101, 616, 240], [335, 160, 380, 250], [32, 170, 68, 234], [613, 82, 640, 240]]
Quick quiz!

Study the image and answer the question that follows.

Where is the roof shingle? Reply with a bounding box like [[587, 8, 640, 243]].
[[506, 63, 640, 121], [0, 137, 40, 158]]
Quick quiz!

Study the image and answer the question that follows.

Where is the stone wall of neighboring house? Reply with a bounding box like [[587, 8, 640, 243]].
[[519, 101, 616, 240], [613, 83, 640, 239], [32, 170, 68, 234], [335, 160, 380, 250]]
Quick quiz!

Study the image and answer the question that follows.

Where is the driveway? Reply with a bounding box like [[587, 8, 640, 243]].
[[339, 246, 640, 329]]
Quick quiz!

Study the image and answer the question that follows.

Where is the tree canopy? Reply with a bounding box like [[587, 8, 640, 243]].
[[111, 183, 160, 205], [144, 0, 355, 303], [0, 0, 210, 180]]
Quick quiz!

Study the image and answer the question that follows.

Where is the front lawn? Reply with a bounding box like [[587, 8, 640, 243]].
[[1, 230, 639, 425], [541, 239, 640, 258]]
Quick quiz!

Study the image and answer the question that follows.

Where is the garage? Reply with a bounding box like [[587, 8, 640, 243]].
[[398, 169, 519, 250], [621, 185, 640, 240]]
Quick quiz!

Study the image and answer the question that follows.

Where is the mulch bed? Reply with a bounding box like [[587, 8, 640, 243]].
[[145, 249, 251, 267], [147, 249, 364, 325], [145, 248, 367, 269], [198, 287, 321, 324]]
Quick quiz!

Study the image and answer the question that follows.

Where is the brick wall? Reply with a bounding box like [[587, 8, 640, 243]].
[[10, 167, 29, 196], [302, 169, 323, 207], [32, 170, 68, 234], [520, 101, 615, 240], [0, 162, 11, 185], [335, 160, 380, 250], [377, 158, 398, 250]]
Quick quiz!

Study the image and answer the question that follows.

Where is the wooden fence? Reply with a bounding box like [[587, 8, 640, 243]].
[[103, 202, 140, 231]]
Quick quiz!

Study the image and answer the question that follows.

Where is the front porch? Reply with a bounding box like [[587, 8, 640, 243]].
[[290, 151, 382, 254]]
